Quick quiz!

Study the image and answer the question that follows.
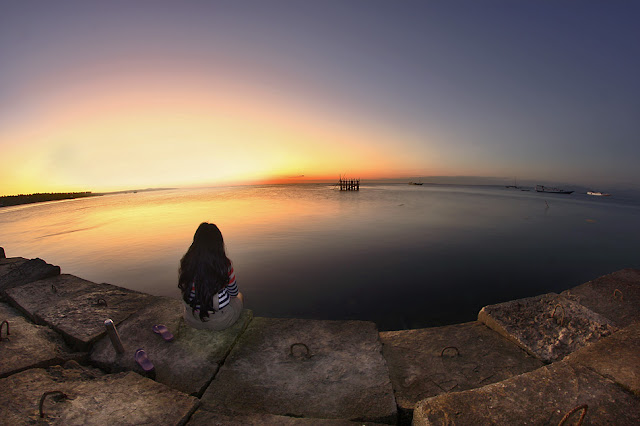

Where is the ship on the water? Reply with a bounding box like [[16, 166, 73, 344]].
[[535, 185, 573, 194]]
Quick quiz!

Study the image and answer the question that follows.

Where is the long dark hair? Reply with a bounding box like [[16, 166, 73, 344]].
[[178, 222, 231, 320]]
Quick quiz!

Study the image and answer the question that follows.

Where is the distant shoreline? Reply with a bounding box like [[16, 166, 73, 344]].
[[0, 188, 177, 208], [0, 192, 101, 208]]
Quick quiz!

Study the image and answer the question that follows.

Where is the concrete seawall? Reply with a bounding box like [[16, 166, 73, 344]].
[[1, 247, 638, 425]]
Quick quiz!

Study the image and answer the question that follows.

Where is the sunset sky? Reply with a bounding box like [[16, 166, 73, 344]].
[[1, 1, 639, 195]]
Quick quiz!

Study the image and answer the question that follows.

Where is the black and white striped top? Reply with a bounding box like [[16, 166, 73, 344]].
[[188, 265, 238, 311]]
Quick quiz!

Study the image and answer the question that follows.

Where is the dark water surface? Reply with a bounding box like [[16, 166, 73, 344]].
[[1, 184, 639, 330]]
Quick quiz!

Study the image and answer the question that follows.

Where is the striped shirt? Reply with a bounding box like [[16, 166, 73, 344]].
[[188, 266, 238, 311]]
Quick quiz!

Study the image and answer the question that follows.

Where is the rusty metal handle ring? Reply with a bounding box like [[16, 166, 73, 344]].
[[558, 404, 588, 426], [290, 342, 311, 358], [440, 346, 460, 357], [551, 304, 565, 326], [39, 390, 68, 418], [613, 289, 623, 301], [0, 320, 9, 342], [94, 298, 108, 307], [51, 284, 58, 294]]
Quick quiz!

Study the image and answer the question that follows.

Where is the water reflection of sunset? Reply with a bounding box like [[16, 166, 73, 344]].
[[3, 184, 639, 330], [2, 186, 346, 277]]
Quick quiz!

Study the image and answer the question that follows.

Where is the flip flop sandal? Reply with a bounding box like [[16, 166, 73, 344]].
[[152, 324, 174, 342], [134, 349, 154, 372]]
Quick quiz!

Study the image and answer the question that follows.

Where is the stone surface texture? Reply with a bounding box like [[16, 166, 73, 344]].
[[6, 274, 153, 350], [565, 322, 640, 396], [413, 361, 640, 425], [3, 256, 639, 425], [187, 406, 386, 425], [0, 366, 198, 425], [201, 317, 397, 424], [380, 321, 543, 421], [0, 302, 82, 378], [91, 296, 252, 396], [562, 268, 640, 328], [0, 257, 60, 299], [5, 274, 105, 322], [0, 257, 27, 275], [478, 292, 616, 362]]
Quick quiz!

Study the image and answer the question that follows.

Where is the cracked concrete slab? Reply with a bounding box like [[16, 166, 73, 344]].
[[0, 257, 60, 300], [0, 365, 198, 425], [565, 322, 640, 396], [0, 302, 84, 378], [91, 296, 252, 396], [380, 321, 544, 422], [5, 274, 103, 320], [5, 274, 153, 351], [413, 361, 640, 425], [478, 293, 616, 362], [0, 257, 27, 275], [562, 268, 640, 328], [187, 406, 387, 425], [201, 317, 397, 424]]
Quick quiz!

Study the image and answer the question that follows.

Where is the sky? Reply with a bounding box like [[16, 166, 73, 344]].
[[1, 1, 639, 195]]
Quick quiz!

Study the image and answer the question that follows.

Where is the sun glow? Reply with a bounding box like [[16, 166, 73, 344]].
[[1, 75, 420, 195]]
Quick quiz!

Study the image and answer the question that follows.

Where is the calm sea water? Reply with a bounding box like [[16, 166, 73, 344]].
[[1, 183, 639, 330]]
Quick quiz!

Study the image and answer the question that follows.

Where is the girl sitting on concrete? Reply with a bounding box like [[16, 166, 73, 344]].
[[179, 222, 244, 330]]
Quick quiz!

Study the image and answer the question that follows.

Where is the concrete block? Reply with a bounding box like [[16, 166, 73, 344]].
[[5, 274, 153, 351], [187, 406, 385, 425], [0, 257, 60, 300], [413, 361, 640, 425], [0, 366, 198, 425], [478, 293, 616, 362], [201, 317, 397, 424], [5, 274, 98, 320], [91, 296, 252, 396], [379, 321, 543, 422], [565, 322, 640, 396], [0, 302, 84, 378], [562, 268, 640, 328], [0, 257, 26, 274], [0, 258, 28, 299]]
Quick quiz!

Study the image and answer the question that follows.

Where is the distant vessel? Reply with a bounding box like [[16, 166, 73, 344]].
[[409, 182, 423, 185], [535, 185, 573, 194], [506, 177, 529, 190], [505, 177, 520, 189], [587, 191, 611, 197]]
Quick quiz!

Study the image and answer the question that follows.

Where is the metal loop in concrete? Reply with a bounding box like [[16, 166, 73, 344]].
[[440, 346, 460, 357], [289, 342, 311, 359], [39, 390, 68, 418], [613, 288, 624, 302], [551, 304, 565, 326], [51, 284, 58, 294], [94, 298, 108, 307], [0, 320, 9, 341], [558, 404, 588, 426]]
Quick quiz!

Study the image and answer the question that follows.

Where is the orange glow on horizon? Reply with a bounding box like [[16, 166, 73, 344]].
[[0, 63, 444, 196]]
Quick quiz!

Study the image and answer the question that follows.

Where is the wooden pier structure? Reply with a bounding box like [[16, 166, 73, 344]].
[[338, 177, 360, 191]]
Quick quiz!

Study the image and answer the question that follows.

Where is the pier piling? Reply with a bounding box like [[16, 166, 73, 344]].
[[338, 177, 360, 191]]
